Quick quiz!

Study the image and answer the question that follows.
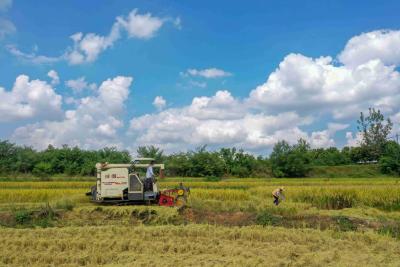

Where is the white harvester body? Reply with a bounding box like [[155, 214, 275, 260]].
[[89, 158, 164, 203]]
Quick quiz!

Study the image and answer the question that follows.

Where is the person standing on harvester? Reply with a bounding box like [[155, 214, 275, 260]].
[[145, 160, 155, 191], [272, 187, 285, 206], [146, 160, 155, 179]]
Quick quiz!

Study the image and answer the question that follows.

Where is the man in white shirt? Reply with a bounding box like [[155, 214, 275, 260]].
[[146, 160, 155, 179]]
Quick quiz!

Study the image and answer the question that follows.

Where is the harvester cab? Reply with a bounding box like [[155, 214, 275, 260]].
[[87, 158, 189, 208]]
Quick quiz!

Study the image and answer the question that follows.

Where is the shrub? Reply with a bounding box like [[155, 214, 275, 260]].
[[256, 211, 282, 226], [14, 210, 31, 225]]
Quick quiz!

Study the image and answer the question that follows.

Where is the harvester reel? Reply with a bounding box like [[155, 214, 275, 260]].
[[175, 196, 186, 209]]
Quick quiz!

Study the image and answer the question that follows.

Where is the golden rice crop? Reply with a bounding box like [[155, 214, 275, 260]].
[[190, 188, 250, 201], [0, 189, 88, 203], [0, 181, 93, 189], [289, 186, 400, 210], [160, 177, 400, 188]]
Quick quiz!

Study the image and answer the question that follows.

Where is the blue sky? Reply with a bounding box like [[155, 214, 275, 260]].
[[1, 0, 400, 154]]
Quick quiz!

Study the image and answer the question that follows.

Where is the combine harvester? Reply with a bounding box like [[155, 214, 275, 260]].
[[87, 158, 189, 208]]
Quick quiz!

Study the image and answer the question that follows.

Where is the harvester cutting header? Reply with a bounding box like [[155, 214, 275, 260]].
[[87, 158, 189, 208]]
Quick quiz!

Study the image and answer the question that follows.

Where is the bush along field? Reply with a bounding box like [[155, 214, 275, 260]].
[[0, 177, 400, 266]]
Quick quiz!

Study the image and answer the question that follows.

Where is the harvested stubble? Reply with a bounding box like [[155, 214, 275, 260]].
[[0, 224, 399, 266]]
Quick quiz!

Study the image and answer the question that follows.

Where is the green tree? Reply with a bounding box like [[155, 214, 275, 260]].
[[219, 148, 236, 174], [0, 140, 18, 173], [165, 153, 193, 177], [231, 149, 257, 177], [32, 162, 53, 178], [357, 108, 393, 161], [270, 139, 311, 177], [310, 147, 351, 166], [379, 141, 400, 175], [137, 145, 164, 162], [188, 146, 225, 177]]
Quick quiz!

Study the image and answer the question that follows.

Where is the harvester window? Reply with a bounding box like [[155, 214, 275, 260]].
[[129, 174, 142, 192]]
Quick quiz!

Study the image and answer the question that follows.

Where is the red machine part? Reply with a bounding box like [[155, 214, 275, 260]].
[[158, 191, 175, 207], [158, 188, 187, 207]]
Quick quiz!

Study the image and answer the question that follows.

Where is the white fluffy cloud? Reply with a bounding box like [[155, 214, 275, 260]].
[[128, 89, 351, 153], [345, 132, 363, 147], [117, 9, 164, 39], [309, 123, 349, 148], [183, 68, 232, 79], [128, 29, 400, 153], [128, 90, 327, 152], [10, 9, 178, 65], [47, 70, 60, 85], [63, 9, 178, 64], [247, 53, 400, 119], [65, 24, 120, 64], [65, 77, 97, 93], [339, 30, 400, 67], [12, 76, 133, 149], [6, 29, 400, 153], [153, 96, 166, 110], [0, 75, 62, 122]]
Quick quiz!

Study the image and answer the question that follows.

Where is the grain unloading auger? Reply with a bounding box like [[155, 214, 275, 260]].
[[86, 158, 189, 208]]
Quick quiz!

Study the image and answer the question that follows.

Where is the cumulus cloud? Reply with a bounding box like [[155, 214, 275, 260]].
[[116, 9, 164, 39], [10, 9, 179, 65], [247, 53, 400, 119], [339, 30, 400, 67], [153, 96, 166, 110], [47, 70, 60, 85], [128, 29, 400, 153], [7, 29, 400, 153], [128, 89, 351, 152], [65, 24, 120, 64], [0, 75, 62, 122], [308, 123, 349, 148], [183, 68, 232, 79], [128, 90, 318, 153], [12, 76, 133, 150], [65, 77, 97, 93]]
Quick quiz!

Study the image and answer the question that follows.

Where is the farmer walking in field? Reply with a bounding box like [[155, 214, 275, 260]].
[[272, 187, 285, 206]]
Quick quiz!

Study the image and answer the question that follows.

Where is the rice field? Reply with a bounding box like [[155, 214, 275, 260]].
[[0, 177, 399, 266]]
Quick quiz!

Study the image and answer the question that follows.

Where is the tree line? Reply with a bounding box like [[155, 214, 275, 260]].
[[0, 108, 399, 178]]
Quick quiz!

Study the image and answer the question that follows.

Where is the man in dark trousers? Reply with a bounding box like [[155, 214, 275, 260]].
[[272, 187, 285, 206]]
